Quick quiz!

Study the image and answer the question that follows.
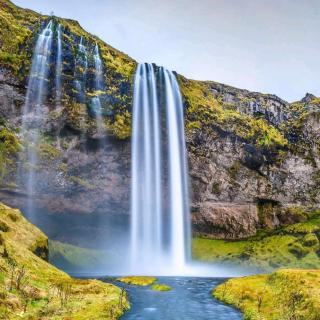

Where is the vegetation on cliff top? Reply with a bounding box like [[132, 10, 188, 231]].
[[213, 269, 320, 320], [0, 203, 129, 319], [179, 76, 288, 150], [192, 211, 320, 272]]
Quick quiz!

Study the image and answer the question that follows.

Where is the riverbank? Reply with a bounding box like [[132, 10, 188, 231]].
[[214, 269, 320, 320]]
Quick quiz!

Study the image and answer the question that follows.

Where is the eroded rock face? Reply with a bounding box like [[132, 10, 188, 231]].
[[1, 66, 320, 241]]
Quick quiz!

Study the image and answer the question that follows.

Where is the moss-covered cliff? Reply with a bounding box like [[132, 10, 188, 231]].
[[0, 0, 319, 248]]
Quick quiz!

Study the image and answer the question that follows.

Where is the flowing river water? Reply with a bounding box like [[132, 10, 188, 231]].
[[107, 277, 243, 320]]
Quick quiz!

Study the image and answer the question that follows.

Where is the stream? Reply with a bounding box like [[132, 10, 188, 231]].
[[108, 277, 243, 320]]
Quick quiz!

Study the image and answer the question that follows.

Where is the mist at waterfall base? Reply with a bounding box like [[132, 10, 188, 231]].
[[17, 23, 249, 278]]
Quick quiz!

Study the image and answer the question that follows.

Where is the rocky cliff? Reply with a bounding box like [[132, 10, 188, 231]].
[[0, 0, 319, 245]]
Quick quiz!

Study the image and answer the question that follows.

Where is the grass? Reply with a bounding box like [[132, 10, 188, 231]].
[[117, 276, 157, 286], [192, 212, 320, 272], [213, 269, 320, 320], [0, 202, 129, 319]]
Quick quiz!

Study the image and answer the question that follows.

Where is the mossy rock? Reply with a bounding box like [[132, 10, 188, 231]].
[[302, 233, 319, 247], [151, 284, 172, 292], [117, 276, 157, 286], [288, 243, 310, 259]]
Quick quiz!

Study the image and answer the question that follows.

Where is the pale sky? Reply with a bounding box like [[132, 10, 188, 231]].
[[12, 0, 320, 102]]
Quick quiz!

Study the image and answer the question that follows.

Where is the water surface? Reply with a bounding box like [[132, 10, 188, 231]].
[[110, 277, 243, 320]]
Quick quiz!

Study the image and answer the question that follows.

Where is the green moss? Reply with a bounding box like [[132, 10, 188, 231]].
[[288, 243, 310, 259], [107, 111, 132, 140], [0, 127, 20, 180], [117, 276, 157, 286], [151, 284, 172, 292], [0, 0, 40, 74], [68, 176, 95, 190], [213, 269, 320, 320], [39, 142, 61, 160], [302, 233, 319, 247]]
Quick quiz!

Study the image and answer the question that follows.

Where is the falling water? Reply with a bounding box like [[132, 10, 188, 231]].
[[20, 20, 53, 218], [93, 43, 104, 91], [74, 36, 87, 103], [162, 67, 191, 270], [55, 24, 62, 105], [131, 63, 190, 275], [91, 43, 105, 137]]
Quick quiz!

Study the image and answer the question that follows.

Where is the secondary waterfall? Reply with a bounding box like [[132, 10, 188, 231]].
[[91, 43, 104, 136], [131, 63, 191, 274], [74, 36, 87, 103], [20, 20, 53, 217], [55, 24, 62, 105]]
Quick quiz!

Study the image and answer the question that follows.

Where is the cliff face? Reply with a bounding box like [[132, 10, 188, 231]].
[[181, 78, 320, 238], [0, 0, 319, 243]]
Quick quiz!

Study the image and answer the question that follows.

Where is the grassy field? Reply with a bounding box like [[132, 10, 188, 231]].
[[0, 203, 129, 319], [214, 269, 320, 320]]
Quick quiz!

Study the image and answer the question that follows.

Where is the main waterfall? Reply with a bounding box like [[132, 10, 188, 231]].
[[131, 63, 191, 274]]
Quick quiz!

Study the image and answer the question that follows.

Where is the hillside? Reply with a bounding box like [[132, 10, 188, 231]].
[[213, 269, 320, 320], [0, 202, 129, 319], [0, 0, 319, 256]]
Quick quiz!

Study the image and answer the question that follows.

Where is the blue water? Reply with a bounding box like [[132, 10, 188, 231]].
[[112, 277, 242, 320]]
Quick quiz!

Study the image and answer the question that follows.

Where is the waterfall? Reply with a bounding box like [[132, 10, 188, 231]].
[[74, 36, 87, 103], [162, 67, 191, 269], [131, 63, 190, 275], [91, 43, 105, 137], [20, 20, 53, 218], [93, 43, 103, 91], [55, 24, 62, 105]]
